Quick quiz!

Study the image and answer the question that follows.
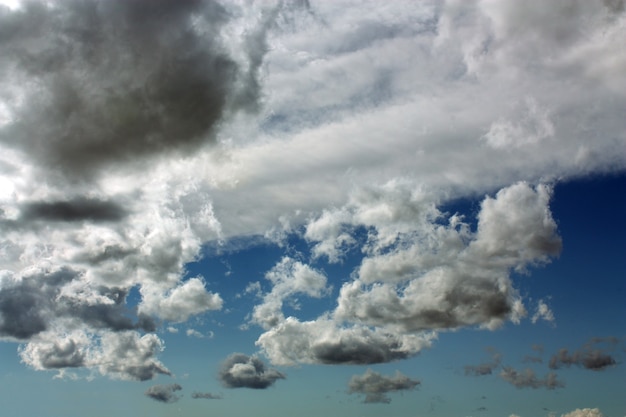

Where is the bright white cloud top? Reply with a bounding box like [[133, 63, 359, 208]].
[[0, 1, 624, 416]]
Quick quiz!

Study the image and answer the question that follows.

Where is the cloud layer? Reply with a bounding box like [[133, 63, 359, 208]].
[[0, 0, 624, 386]]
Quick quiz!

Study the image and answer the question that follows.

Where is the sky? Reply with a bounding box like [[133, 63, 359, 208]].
[[0, 1, 624, 416]]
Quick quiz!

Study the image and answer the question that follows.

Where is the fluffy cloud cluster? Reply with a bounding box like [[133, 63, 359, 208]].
[[218, 353, 285, 389], [561, 409, 604, 417], [257, 181, 560, 365], [347, 369, 420, 404], [0, 0, 624, 384]]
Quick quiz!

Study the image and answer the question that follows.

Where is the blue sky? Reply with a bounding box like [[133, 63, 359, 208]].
[[0, 1, 624, 417]]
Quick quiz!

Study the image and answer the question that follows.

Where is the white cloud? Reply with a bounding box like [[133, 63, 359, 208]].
[[561, 409, 604, 417], [139, 277, 223, 323], [532, 299, 555, 324], [250, 257, 329, 329], [0, 0, 624, 380]]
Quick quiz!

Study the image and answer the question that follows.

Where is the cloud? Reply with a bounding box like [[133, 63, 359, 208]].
[[138, 277, 223, 323], [0, 0, 266, 181], [499, 367, 564, 390], [218, 353, 285, 389], [191, 392, 222, 400], [257, 316, 435, 366], [531, 299, 555, 324], [20, 329, 170, 381], [347, 369, 420, 404], [250, 257, 330, 329], [144, 384, 183, 403], [18, 198, 128, 223], [465, 350, 502, 376], [561, 409, 604, 417], [549, 346, 617, 371]]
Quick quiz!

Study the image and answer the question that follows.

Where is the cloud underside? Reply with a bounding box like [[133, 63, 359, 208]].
[[255, 182, 561, 365], [218, 353, 285, 389], [145, 383, 183, 403], [348, 369, 420, 404], [0, 0, 624, 379]]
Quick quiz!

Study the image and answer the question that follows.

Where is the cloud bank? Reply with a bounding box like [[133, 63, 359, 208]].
[[0, 0, 624, 383]]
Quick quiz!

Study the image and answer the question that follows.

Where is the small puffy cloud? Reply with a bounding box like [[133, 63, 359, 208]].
[[144, 384, 182, 403], [191, 392, 222, 400], [499, 367, 564, 390], [561, 409, 604, 417], [218, 353, 285, 389], [186, 329, 204, 338], [347, 369, 420, 404]]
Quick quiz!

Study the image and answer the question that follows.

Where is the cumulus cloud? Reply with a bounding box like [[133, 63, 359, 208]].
[[561, 409, 604, 417], [257, 182, 559, 366], [0, 0, 624, 385], [257, 316, 435, 366], [500, 367, 564, 390], [347, 369, 420, 404], [145, 384, 183, 403], [20, 329, 170, 381], [218, 353, 285, 389], [250, 257, 329, 329], [0, 0, 265, 180]]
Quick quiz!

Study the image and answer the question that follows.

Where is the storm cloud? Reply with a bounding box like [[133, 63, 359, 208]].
[[0, 0, 266, 180]]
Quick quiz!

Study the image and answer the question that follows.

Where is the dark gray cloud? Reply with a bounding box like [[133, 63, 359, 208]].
[[0, 0, 266, 180], [499, 367, 564, 390], [0, 267, 152, 341], [145, 384, 182, 403], [347, 369, 420, 404], [191, 392, 222, 400], [19, 198, 127, 223], [464, 351, 502, 376], [312, 338, 412, 365], [549, 348, 617, 371], [219, 353, 285, 389]]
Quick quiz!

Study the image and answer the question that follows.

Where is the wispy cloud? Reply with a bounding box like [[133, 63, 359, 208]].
[[500, 367, 564, 390]]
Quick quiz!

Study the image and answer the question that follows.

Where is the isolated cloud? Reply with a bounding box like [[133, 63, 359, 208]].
[[500, 367, 564, 390], [191, 392, 222, 400], [219, 353, 285, 389], [347, 369, 420, 404], [531, 299, 555, 324], [561, 409, 604, 417], [145, 384, 182, 403]]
